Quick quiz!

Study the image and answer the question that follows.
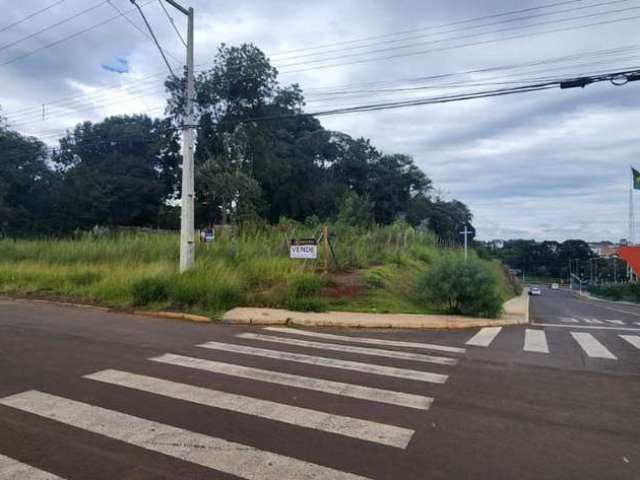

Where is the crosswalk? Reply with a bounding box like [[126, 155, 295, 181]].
[[560, 316, 640, 327], [0, 453, 63, 480], [0, 327, 462, 479], [467, 327, 640, 361]]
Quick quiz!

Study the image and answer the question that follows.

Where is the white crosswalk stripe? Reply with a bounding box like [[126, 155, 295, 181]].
[[263, 327, 465, 354], [236, 333, 458, 366], [582, 319, 604, 325], [0, 391, 372, 480], [605, 320, 625, 325], [465, 327, 502, 347], [560, 317, 579, 323], [620, 335, 640, 350], [151, 353, 433, 410], [0, 453, 64, 480], [85, 369, 413, 448], [570, 332, 617, 359], [523, 329, 549, 353], [198, 341, 448, 384]]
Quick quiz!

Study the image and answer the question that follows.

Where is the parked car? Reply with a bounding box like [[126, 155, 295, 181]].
[[529, 286, 542, 296], [551, 283, 559, 290]]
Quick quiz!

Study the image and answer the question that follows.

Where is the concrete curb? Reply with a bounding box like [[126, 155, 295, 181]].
[[221, 291, 529, 330], [1, 296, 211, 324], [132, 310, 211, 323]]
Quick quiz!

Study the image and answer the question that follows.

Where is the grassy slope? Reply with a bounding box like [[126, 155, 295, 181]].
[[0, 223, 518, 318]]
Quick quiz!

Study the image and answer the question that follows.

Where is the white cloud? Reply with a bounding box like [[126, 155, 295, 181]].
[[1, 0, 639, 241]]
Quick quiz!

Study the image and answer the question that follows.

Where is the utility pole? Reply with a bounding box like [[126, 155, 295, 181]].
[[163, 0, 195, 272]]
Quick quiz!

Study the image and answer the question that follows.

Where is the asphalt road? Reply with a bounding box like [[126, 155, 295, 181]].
[[0, 293, 638, 480]]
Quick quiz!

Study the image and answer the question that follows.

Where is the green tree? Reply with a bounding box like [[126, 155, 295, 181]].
[[0, 126, 56, 236], [53, 115, 180, 230], [336, 191, 375, 228]]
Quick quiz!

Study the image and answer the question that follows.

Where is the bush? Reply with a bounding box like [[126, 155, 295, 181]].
[[417, 256, 503, 318], [286, 297, 328, 312]]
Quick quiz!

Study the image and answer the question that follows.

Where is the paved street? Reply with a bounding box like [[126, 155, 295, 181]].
[[0, 294, 639, 479]]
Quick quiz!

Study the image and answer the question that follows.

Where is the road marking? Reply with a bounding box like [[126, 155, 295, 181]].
[[0, 453, 64, 480], [236, 333, 457, 366], [151, 354, 433, 410], [605, 320, 625, 325], [582, 318, 604, 325], [620, 335, 640, 350], [197, 342, 448, 384], [263, 327, 465, 354], [560, 317, 579, 323], [532, 323, 640, 332], [635, 322, 640, 326], [523, 329, 549, 353], [465, 327, 502, 347], [85, 369, 413, 449], [0, 391, 372, 480], [570, 332, 617, 359]]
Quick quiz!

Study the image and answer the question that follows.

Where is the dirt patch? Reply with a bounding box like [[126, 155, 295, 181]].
[[321, 270, 366, 299]]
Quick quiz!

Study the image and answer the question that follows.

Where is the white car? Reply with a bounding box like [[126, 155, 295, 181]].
[[551, 283, 559, 290], [529, 286, 542, 296]]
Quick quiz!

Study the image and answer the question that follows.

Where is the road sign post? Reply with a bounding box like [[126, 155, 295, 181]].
[[457, 223, 476, 262]]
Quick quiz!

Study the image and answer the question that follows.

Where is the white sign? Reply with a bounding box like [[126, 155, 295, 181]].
[[290, 241, 318, 259]]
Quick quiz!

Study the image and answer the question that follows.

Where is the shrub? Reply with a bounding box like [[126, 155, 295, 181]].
[[132, 277, 169, 306], [363, 269, 386, 288], [286, 297, 328, 312], [417, 256, 503, 318]]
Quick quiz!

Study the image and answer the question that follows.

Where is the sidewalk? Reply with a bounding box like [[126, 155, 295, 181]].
[[222, 291, 529, 329]]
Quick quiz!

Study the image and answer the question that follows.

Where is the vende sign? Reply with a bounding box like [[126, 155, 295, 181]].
[[290, 239, 318, 259]]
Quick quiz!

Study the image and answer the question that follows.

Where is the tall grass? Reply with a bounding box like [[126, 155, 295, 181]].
[[0, 221, 510, 317]]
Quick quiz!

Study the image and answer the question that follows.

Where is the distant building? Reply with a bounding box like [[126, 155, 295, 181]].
[[488, 239, 504, 249], [588, 241, 619, 258]]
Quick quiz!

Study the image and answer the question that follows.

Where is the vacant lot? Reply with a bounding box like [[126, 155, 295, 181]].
[[0, 222, 517, 318]]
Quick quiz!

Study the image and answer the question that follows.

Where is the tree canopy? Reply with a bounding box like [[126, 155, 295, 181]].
[[0, 43, 473, 239]]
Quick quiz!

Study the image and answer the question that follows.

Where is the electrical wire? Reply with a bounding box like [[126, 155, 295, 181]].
[[0, 0, 66, 34], [157, 0, 187, 47], [276, 0, 600, 57], [275, 5, 640, 69], [0, 1, 110, 54], [269, 0, 632, 61], [128, 0, 176, 77], [0, 0, 156, 69], [4, 66, 639, 165], [6, 45, 640, 128], [3, 0, 636, 116]]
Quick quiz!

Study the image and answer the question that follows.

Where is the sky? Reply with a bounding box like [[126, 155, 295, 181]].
[[1, 0, 640, 242]]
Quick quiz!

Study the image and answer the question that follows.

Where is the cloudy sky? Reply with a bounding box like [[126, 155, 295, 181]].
[[1, 0, 640, 241]]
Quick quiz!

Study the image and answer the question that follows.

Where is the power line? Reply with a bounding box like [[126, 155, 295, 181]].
[[270, 0, 594, 56], [275, 4, 640, 69], [4, 66, 639, 163], [0, 0, 66, 34], [3, 0, 635, 116], [157, 0, 187, 47], [6, 45, 640, 128], [129, 0, 176, 77], [107, 0, 182, 64], [269, 0, 632, 61], [0, 1, 110, 54], [0, 0, 156, 69], [278, 11, 640, 74]]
